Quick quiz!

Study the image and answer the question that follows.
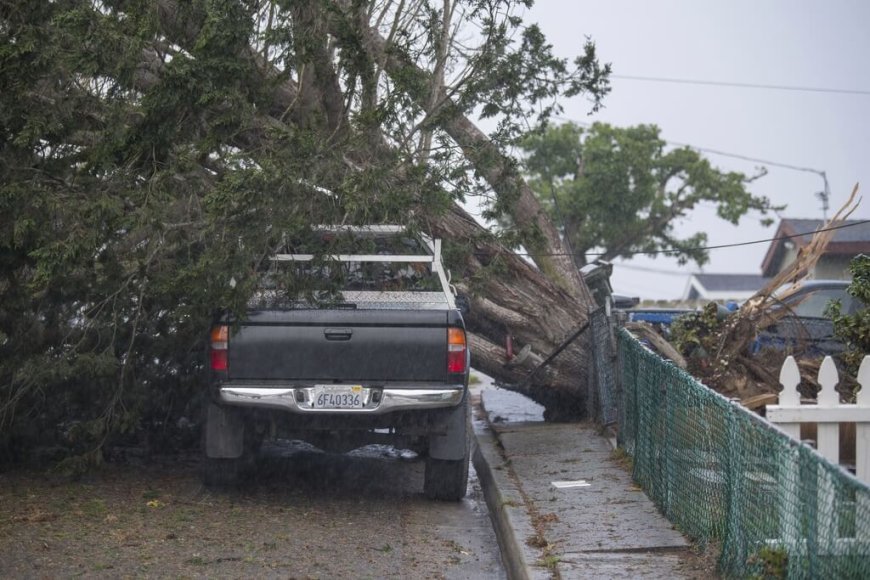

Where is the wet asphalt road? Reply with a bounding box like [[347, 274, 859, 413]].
[[0, 381, 507, 578], [240, 438, 507, 579], [0, 437, 505, 579]]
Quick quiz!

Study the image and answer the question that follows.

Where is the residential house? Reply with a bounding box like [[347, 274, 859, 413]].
[[761, 219, 870, 279]]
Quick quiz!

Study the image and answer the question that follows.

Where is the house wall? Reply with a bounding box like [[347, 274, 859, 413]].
[[814, 256, 854, 279], [779, 245, 799, 275], [775, 253, 853, 279]]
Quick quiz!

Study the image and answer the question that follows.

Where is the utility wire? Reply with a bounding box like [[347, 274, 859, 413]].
[[660, 136, 831, 217], [611, 74, 870, 96], [667, 141, 826, 175], [483, 219, 870, 260], [555, 117, 827, 175], [552, 116, 833, 217], [612, 262, 694, 277]]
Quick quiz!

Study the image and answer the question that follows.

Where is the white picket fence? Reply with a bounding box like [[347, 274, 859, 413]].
[[767, 355, 870, 483], [764, 355, 870, 559]]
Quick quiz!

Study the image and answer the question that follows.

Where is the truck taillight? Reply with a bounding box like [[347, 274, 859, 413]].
[[447, 327, 467, 374], [210, 325, 228, 371]]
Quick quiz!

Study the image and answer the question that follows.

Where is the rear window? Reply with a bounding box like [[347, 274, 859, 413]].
[[258, 259, 441, 294], [283, 230, 431, 256], [251, 230, 441, 306]]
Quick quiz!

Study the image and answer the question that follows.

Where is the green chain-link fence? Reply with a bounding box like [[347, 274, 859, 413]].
[[588, 307, 619, 426], [618, 328, 870, 578]]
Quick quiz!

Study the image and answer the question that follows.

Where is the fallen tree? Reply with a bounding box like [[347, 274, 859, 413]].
[[0, 1, 777, 462], [1, 0, 608, 453]]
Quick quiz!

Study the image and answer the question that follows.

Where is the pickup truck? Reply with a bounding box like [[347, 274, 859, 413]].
[[204, 226, 471, 500]]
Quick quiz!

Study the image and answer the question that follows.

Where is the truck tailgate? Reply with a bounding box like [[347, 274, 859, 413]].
[[227, 309, 450, 382]]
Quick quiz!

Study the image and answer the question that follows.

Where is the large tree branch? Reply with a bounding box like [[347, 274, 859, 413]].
[[330, 2, 591, 304], [416, 0, 452, 164], [599, 181, 695, 262], [290, 1, 347, 138]]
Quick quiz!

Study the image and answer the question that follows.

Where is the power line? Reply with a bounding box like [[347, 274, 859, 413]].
[[593, 219, 867, 256], [555, 117, 826, 175], [667, 140, 826, 176], [611, 262, 692, 277], [611, 74, 870, 96], [482, 219, 870, 260], [660, 137, 832, 217]]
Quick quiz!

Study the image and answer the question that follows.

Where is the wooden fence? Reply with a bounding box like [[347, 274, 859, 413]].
[[764, 355, 870, 559], [767, 355, 870, 484]]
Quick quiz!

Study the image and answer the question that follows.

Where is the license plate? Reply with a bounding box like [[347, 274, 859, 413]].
[[312, 385, 366, 409]]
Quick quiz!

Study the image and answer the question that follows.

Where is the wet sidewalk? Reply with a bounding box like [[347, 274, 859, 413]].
[[472, 386, 712, 579]]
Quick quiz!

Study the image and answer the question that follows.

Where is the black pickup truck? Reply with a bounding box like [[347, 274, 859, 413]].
[[204, 226, 471, 500]]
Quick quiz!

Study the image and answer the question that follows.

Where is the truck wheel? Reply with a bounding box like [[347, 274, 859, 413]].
[[424, 455, 469, 501], [201, 402, 261, 489], [202, 437, 261, 489], [425, 399, 471, 500]]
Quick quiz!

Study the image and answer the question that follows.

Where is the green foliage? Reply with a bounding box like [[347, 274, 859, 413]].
[[0, 0, 415, 463], [0, 1, 610, 465], [458, 22, 610, 142], [831, 255, 870, 373], [670, 303, 726, 372], [520, 122, 779, 266], [748, 545, 788, 579]]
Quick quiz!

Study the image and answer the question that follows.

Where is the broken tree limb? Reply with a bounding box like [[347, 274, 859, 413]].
[[625, 322, 687, 369], [517, 318, 592, 390]]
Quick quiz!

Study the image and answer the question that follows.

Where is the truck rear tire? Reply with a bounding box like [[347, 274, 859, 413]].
[[202, 428, 261, 488], [201, 403, 262, 489], [424, 399, 471, 501], [424, 456, 469, 501]]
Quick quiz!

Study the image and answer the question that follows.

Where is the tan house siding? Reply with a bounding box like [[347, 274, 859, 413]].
[[814, 255, 854, 280]]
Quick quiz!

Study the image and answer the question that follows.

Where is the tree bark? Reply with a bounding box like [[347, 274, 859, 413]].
[[431, 205, 594, 419]]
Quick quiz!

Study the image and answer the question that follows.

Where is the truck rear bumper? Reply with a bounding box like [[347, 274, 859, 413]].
[[218, 385, 464, 414]]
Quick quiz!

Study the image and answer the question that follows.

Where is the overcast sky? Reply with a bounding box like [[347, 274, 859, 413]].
[[524, 0, 870, 300]]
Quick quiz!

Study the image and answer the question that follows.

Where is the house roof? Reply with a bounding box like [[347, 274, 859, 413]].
[[761, 219, 870, 276], [683, 273, 769, 300], [693, 273, 769, 292]]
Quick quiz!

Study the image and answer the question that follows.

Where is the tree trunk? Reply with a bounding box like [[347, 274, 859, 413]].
[[431, 205, 594, 420], [344, 12, 591, 302], [315, 5, 595, 417]]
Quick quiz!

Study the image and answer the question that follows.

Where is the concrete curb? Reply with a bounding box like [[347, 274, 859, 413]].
[[472, 400, 549, 580], [472, 428, 531, 580]]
